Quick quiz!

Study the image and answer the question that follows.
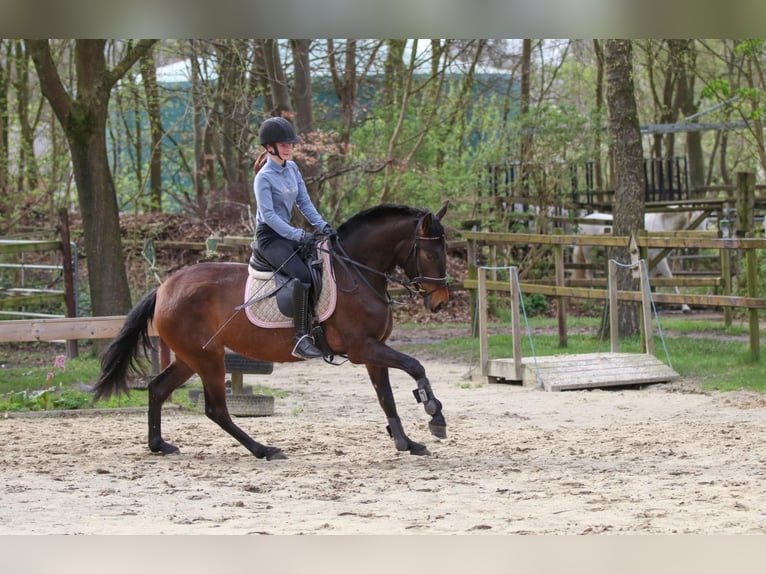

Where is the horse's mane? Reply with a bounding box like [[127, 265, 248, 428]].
[[338, 204, 443, 238]]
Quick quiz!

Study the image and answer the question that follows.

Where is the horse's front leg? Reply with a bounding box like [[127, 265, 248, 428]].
[[358, 340, 447, 443], [366, 344, 446, 440], [366, 365, 431, 456], [413, 377, 447, 439]]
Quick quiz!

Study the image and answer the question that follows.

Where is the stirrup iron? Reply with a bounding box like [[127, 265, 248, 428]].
[[292, 334, 322, 359]]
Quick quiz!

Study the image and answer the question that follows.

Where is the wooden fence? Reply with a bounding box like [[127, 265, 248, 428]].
[[0, 239, 67, 312], [453, 170, 766, 234], [462, 229, 766, 360], [0, 315, 156, 344], [0, 210, 78, 328]]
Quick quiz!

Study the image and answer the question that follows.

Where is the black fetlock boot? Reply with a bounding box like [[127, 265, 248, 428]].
[[291, 281, 323, 359]]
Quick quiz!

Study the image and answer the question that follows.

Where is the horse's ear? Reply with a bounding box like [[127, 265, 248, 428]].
[[435, 200, 449, 220], [419, 213, 434, 236]]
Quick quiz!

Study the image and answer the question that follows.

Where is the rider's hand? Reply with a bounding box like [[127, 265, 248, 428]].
[[297, 231, 316, 259], [300, 231, 316, 248], [321, 224, 338, 241]]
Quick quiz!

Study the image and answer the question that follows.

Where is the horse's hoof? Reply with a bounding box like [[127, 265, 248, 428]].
[[429, 422, 447, 439], [150, 441, 180, 455], [264, 447, 287, 461], [409, 442, 431, 456]]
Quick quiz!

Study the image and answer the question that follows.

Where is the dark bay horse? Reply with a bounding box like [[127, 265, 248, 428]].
[[94, 202, 450, 460]]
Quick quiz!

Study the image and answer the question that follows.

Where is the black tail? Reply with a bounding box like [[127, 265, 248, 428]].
[[93, 291, 157, 401]]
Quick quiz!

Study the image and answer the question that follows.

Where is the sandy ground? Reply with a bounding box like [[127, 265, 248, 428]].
[[3, 349, 766, 535]]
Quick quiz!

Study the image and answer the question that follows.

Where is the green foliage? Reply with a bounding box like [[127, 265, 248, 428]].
[[0, 344, 287, 413], [701, 78, 731, 99], [1, 386, 95, 412], [2, 352, 98, 411], [491, 291, 549, 323], [521, 293, 550, 316], [732, 39, 765, 58]]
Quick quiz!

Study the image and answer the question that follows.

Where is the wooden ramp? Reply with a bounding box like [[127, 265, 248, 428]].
[[483, 353, 678, 391], [520, 352, 678, 391], [476, 264, 680, 392]]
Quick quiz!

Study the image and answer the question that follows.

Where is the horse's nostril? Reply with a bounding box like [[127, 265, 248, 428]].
[[425, 287, 449, 312]]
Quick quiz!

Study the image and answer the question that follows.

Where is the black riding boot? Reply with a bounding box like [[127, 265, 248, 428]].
[[291, 281, 323, 359]]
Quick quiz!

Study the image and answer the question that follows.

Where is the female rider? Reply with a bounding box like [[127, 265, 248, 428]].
[[253, 117, 335, 360]]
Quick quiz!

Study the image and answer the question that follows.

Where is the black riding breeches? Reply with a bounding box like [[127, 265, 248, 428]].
[[255, 225, 312, 285]]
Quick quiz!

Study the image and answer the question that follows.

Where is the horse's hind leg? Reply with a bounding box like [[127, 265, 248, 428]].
[[197, 364, 286, 461], [147, 361, 195, 454]]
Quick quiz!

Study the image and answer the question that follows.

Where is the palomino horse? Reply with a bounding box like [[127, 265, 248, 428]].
[[94, 202, 450, 459], [572, 210, 704, 312]]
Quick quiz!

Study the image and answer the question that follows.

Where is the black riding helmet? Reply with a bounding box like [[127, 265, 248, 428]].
[[259, 117, 300, 146]]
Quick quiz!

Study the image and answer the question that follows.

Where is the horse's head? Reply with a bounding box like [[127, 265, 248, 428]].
[[406, 201, 450, 312]]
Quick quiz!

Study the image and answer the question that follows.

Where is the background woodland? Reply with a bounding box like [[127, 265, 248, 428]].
[[1, 39, 765, 317]]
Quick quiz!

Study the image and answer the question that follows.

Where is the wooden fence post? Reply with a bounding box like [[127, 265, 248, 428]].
[[553, 228, 567, 348], [467, 238, 478, 337], [609, 260, 619, 353], [745, 247, 760, 361], [478, 267, 489, 376], [736, 171, 756, 237], [58, 208, 78, 359]]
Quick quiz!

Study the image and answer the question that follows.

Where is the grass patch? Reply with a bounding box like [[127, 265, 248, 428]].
[[0, 342, 287, 412], [0, 349, 157, 412]]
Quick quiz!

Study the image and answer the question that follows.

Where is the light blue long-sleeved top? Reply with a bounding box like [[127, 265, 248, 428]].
[[254, 158, 327, 241]]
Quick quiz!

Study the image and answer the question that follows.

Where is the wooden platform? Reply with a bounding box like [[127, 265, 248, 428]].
[[486, 352, 678, 392], [475, 265, 680, 392]]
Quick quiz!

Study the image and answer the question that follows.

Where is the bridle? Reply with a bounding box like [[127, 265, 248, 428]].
[[403, 232, 448, 296], [327, 217, 448, 302]]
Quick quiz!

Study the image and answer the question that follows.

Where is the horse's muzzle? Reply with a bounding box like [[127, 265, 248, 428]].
[[423, 285, 449, 312]]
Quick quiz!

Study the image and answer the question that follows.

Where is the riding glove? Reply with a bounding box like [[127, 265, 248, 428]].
[[300, 231, 315, 247], [322, 224, 338, 240]]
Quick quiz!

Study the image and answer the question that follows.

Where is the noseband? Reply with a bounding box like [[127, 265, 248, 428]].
[[406, 232, 448, 296]]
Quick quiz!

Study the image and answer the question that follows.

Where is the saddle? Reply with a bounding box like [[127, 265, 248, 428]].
[[243, 239, 335, 328]]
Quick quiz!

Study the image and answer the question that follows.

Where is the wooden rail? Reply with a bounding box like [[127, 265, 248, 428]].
[[0, 315, 157, 343], [0, 240, 67, 311], [463, 230, 766, 360], [0, 316, 274, 394]]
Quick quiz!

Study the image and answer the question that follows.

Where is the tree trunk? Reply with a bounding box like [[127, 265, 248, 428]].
[[605, 39, 644, 338], [291, 39, 321, 206], [593, 39, 605, 190], [519, 39, 533, 198], [379, 39, 408, 203], [291, 39, 314, 134], [0, 41, 9, 224], [327, 38, 356, 149], [251, 40, 273, 114], [262, 39, 291, 114], [214, 40, 252, 217], [189, 41, 209, 213], [672, 40, 704, 189], [27, 39, 157, 316], [14, 41, 40, 197], [140, 51, 163, 212]]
